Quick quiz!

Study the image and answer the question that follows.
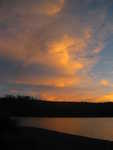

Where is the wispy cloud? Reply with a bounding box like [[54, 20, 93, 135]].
[[38, 0, 65, 16]]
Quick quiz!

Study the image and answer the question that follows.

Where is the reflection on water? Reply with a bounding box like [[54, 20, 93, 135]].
[[18, 118, 113, 141]]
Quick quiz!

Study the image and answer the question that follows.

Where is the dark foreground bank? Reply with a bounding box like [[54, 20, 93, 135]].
[[1, 126, 113, 150]]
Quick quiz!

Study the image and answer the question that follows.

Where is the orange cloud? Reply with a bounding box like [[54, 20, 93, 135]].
[[15, 74, 80, 88], [9, 30, 96, 89], [37, 89, 102, 102], [39, 93, 58, 101], [0, 25, 101, 93], [38, 0, 65, 16], [46, 34, 85, 74], [0, 24, 103, 102], [97, 93, 113, 102], [100, 79, 110, 87]]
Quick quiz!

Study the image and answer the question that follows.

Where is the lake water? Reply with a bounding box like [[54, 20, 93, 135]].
[[18, 118, 113, 141]]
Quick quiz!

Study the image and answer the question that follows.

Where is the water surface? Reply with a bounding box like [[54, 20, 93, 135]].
[[18, 118, 113, 141]]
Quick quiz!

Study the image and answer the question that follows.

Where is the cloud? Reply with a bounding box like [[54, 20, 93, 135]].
[[0, 0, 113, 101], [100, 79, 110, 87], [0, 0, 65, 18], [97, 93, 113, 102], [38, 0, 65, 16], [7, 30, 95, 89], [100, 79, 113, 89]]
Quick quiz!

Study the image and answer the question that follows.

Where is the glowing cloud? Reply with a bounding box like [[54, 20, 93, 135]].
[[38, 0, 65, 16], [0, 0, 113, 101], [11, 31, 95, 89], [98, 93, 113, 102], [100, 79, 110, 87]]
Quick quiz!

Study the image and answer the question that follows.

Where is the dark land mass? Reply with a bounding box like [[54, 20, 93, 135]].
[[0, 96, 113, 149], [1, 122, 113, 150], [0, 95, 113, 117]]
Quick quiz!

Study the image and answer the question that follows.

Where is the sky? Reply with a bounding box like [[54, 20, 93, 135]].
[[0, 0, 113, 102]]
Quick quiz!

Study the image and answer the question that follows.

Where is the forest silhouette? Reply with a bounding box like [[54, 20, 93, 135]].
[[0, 95, 113, 117]]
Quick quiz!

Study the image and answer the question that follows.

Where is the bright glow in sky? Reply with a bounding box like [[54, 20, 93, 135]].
[[0, 0, 113, 102]]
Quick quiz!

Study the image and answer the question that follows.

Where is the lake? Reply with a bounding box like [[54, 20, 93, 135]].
[[17, 118, 113, 141]]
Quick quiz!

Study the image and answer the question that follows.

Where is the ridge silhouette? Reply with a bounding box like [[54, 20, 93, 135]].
[[0, 95, 113, 117]]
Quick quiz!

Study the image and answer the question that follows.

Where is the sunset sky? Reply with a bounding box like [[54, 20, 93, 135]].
[[0, 0, 113, 102]]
